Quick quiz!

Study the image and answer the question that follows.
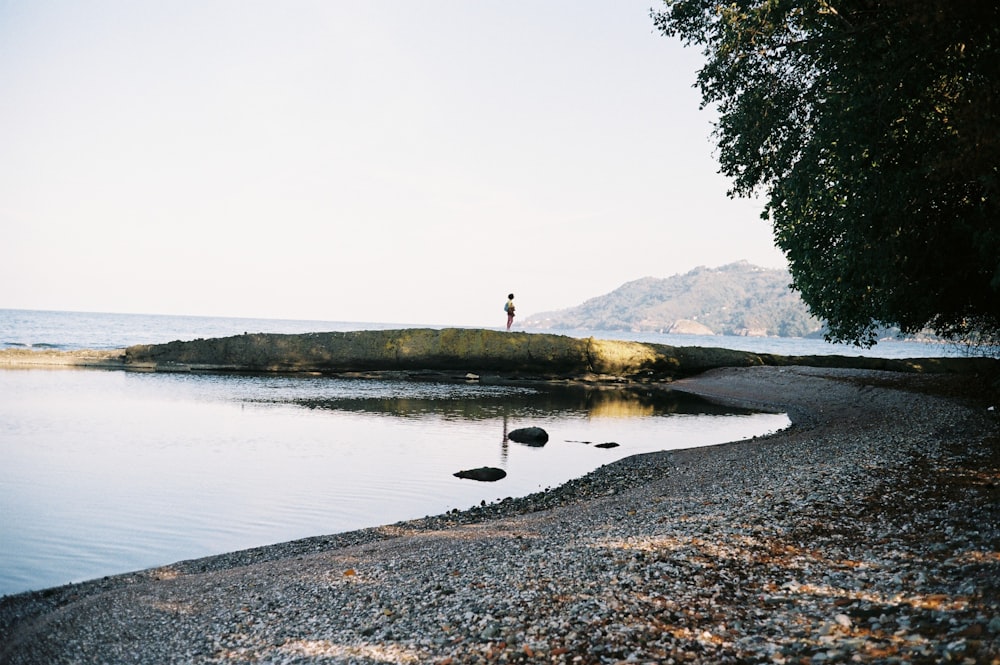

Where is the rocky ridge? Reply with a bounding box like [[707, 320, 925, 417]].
[[3, 329, 995, 382]]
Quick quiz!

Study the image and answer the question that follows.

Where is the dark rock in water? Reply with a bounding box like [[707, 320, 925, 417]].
[[454, 467, 507, 482], [508, 427, 549, 446], [595, 442, 620, 449]]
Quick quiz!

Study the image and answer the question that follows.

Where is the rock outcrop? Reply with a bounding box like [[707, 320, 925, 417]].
[[119, 328, 999, 381], [123, 328, 699, 378]]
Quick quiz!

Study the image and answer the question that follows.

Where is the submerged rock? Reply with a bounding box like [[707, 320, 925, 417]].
[[508, 427, 549, 446], [454, 467, 507, 482]]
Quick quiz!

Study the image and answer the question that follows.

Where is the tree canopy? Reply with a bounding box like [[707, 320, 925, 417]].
[[652, 0, 1000, 346]]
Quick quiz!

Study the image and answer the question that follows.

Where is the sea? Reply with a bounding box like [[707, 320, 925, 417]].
[[0, 309, 969, 597]]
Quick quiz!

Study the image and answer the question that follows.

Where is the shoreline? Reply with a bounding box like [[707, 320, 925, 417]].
[[1, 365, 997, 663], [0, 347, 126, 369], [5, 328, 997, 380]]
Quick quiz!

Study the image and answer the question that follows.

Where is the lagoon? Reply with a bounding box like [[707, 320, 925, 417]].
[[0, 367, 788, 596]]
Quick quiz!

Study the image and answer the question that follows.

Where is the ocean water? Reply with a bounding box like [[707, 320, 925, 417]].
[[0, 307, 972, 357], [0, 309, 413, 351], [0, 308, 965, 597]]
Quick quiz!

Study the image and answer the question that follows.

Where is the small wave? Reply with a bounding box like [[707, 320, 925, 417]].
[[1, 342, 70, 350]]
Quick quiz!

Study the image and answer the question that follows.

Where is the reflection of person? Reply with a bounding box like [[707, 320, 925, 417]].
[[505, 293, 515, 331], [500, 412, 510, 463]]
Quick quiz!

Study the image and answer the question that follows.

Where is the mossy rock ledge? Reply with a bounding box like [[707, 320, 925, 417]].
[[122, 328, 996, 380]]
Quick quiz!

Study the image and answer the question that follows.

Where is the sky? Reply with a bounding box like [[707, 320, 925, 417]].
[[0, 1, 787, 327]]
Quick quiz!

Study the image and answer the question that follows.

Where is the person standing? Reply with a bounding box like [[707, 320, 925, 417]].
[[504, 293, 515, 331]]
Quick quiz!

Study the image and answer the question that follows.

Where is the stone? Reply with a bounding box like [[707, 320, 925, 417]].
[[454, 467, 507, 482], [834, 613, 852, 629], [508, 427, 549, 446]]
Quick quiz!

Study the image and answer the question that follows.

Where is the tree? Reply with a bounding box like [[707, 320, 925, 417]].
[[652, 0, 1000, 346]]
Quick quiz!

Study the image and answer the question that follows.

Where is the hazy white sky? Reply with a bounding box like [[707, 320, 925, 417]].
[[0, 1, 786, 327]]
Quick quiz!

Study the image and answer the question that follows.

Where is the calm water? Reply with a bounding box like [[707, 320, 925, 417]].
[[0, 368, 787, 597], [0, 308, 961, 597]]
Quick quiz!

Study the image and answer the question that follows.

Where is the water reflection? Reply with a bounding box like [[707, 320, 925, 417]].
[[270, 383, 759, 469], [277, 383, 754, 421]]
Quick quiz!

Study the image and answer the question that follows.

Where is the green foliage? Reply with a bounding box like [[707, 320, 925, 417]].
[[524, 262, 823, 337], [652, 0, 1000, 347]]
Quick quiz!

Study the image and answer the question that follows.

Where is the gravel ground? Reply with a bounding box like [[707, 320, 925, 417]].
[[1, 365, 998, 664]]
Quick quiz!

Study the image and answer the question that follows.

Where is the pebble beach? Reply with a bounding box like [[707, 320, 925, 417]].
[[1, 365, 998, 664]]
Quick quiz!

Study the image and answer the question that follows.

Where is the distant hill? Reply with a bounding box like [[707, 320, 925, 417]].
[[522, 261, 824, 337]]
